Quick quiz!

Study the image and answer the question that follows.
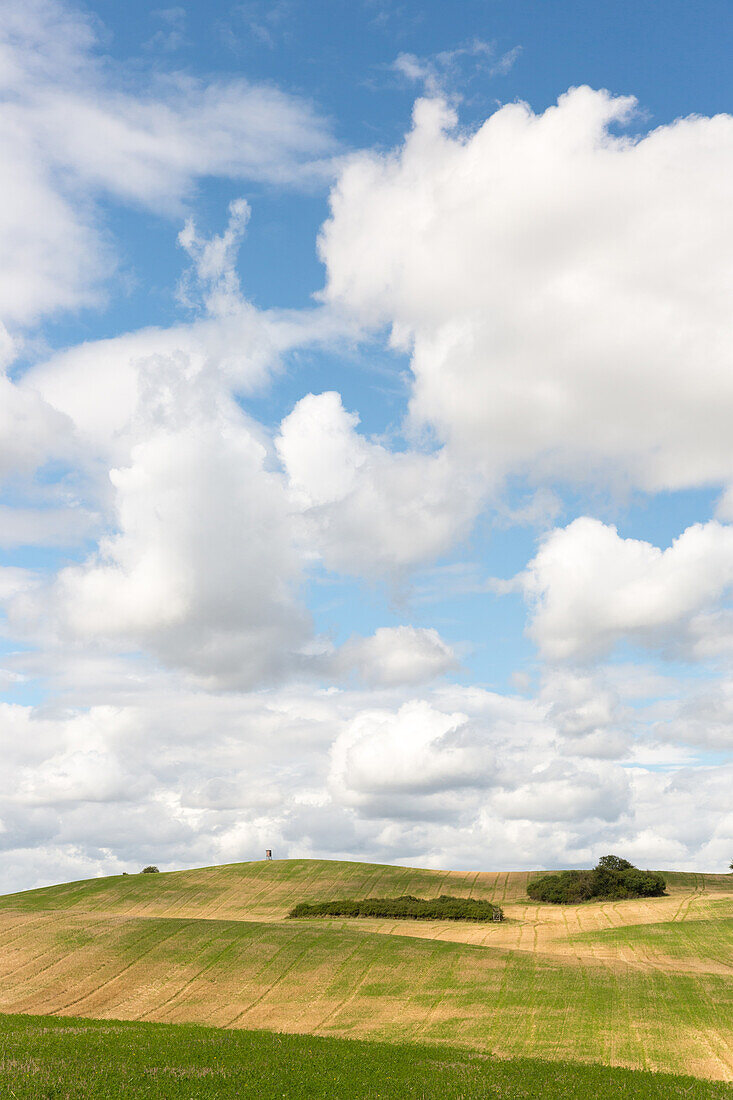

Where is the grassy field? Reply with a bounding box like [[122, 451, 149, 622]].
[[572, 905, 733, 965], [0, 858, 537, 920], [0, 859, 731, 1083], [1, 1012, 732, 1100]]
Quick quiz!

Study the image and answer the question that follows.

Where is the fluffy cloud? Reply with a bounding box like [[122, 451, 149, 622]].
[[320, 88, 733, 491], [329, 700, 490, 812], [6, 200, 473, 685], [337, 626, 458, 686], [40, 394, 310, 689], [19, 309, 283, 476], [277, 391, 484, 575], [2, 200, 314, 688], [0, 0, 336, 326], [3, 673, 727, 895], [522, 517, 733, 661]]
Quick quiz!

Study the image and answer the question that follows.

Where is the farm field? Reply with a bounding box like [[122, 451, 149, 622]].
[[0, 859, 731, 1083], [1, 1012, 732, 1100]]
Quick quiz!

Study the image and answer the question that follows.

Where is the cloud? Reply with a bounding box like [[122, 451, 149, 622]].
[[521, 517, 733, 661], [7, 205, 475, 685], [0, 0, 337, 327], [661, 681, 733, 752], [20, 310, 279, 469], [540, 668, 630, 759], [230, 2, 294, 51], [319, 87, 733, 493], [38, 393, 311, 689], [392, 39, 520, 98], [0, 566, 37, 602], [489, 46, 522, 77], [177, 198, 252, 315], [145, 7, 187, 53], [0, 671, 729, 894], [277, 391, 484, 575], [491, 761, 630, 824], [328, 699, 497, 812], [0, 505, 98, 549], [0, 369, 77, 482], [4, 205, 315, 689], [337, 626, 458, 686], [17, 196, 349, 484]]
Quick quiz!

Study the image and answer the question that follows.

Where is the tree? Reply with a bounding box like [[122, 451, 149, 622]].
[[141, 865, 160, 874], [597, 854, 634, 872]]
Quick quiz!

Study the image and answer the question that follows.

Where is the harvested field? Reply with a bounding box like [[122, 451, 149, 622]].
[[1, 859, 731, 1082]]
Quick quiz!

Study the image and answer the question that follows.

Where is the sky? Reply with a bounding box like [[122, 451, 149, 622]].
[[1, 0, 732, 891]]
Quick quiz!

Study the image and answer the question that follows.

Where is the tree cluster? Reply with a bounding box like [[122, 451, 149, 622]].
[[527, 855, 666, 904]]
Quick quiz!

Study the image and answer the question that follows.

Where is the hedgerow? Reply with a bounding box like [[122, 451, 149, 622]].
[[288, 894, 503, 921], [527, 856, 666, 904]]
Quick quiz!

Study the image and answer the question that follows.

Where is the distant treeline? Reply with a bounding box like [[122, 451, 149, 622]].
[[289, 894, 503, 922], [527, 856, 667, 904]]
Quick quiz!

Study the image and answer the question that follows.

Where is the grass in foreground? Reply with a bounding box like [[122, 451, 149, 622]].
[[288, 894, 503, 921], [1, 1013, 731, 1100]]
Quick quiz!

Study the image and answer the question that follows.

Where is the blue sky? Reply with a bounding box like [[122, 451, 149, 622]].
[[1, 0, 732, 889]]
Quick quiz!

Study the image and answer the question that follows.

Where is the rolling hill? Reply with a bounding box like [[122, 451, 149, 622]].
[[0, 858, 731, 1082]]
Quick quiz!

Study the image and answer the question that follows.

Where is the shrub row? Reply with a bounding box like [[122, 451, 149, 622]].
[[527, 857, 666, 904], [288, 894, 503, 922]]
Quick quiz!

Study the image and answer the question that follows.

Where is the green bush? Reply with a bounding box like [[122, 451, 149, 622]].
[[141, 865, 160, 874], [527, 856, 666, 904], [289, 894, 503, 922]]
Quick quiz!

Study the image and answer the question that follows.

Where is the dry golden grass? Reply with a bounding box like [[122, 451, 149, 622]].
[[0, 859, 731, 1082]]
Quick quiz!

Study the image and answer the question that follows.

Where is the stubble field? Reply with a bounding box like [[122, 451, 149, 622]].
[[0, 858, 731, 1087]]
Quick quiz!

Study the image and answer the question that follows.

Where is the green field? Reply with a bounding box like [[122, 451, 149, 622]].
[[0, 859, 731, 1084], [1, 1013, 731, 1099], [573, 909, 733, 965]]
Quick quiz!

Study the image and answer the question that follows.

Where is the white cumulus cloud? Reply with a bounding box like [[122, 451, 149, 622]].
[[337, 626, 458, 686], [277, 391, 484, 575], [522, 517, 733, 661], [320, 87, 733, 492]]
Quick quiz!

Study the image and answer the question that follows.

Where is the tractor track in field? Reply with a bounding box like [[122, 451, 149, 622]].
[[47, 921, 198, 1017], [224, 929, 338, 1028], [311, 936, 396, 1033], [135, 925, 251, 1022]]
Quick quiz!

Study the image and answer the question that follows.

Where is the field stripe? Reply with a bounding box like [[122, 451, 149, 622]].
[[49, 922, 196, 1016], [224, 929, 337, 1027]]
